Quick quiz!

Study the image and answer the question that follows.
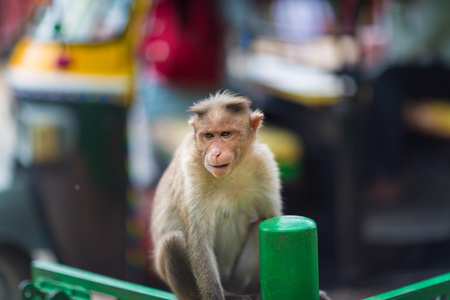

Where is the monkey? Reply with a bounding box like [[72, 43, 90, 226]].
[[150, 91, 330, 300]]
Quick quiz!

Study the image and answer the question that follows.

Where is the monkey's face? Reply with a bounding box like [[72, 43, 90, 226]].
[[199, 128, 242, 178], [189, 96, 263, 178], [195, 120, 252, 179]]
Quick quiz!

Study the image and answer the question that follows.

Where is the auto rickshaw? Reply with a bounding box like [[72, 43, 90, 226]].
[[2, 1, 150, 299]]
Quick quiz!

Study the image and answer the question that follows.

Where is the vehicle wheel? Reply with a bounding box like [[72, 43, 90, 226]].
[[0, 246, 31, 300]]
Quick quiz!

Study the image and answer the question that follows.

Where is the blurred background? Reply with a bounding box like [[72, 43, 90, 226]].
[[1, 0, 450, 299]]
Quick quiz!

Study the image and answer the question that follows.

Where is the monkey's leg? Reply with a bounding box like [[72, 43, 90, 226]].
[[226, 221, 262, 296], [155, 231, 200, 300]]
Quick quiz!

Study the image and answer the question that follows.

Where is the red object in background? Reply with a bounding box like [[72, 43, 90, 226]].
[[0, 0, 35, 54], [337, 0, 358, 34], [140, 0, 224, 86]]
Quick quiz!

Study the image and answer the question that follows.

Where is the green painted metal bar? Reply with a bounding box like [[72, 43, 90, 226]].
[[363, 272, 450, 300], [259, 215, 320, 300], [23, 260, 176, 300], [22, 216, 450, 300]]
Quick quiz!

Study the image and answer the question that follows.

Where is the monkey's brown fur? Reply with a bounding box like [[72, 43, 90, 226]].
[[150, 92, 330, 300]]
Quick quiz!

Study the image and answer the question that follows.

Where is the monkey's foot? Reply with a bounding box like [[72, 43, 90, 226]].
[[320, 290, 331, 300]]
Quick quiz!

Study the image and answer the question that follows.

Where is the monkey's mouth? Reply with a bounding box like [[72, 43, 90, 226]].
[[207, 163, 230, 168]]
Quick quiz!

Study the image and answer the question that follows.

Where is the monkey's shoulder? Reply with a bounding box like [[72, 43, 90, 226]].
[[252, 140, 277, 160], [157, 133, 200, 184], [248, 141, 280, 175]]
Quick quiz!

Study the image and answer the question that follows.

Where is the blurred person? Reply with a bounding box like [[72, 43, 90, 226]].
[[129, 0, 225, 187], [365, 0, 450, 205]]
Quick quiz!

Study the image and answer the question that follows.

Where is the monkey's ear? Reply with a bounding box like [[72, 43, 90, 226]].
[[250, 111, 264, 133]]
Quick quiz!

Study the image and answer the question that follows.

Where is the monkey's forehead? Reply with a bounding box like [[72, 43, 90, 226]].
[[195, 108, 246, 120], [196, 114, 250, 131]]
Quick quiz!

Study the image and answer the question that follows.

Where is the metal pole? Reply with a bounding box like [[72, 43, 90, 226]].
[[259, 215, 320, 300]]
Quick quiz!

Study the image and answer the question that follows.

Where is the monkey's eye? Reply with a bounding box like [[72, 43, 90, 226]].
[[204, 133, 214, 139], [221, 131, 231, 137]]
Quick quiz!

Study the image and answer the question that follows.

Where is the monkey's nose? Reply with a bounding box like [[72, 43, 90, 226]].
[[211, 149, 221, 157]]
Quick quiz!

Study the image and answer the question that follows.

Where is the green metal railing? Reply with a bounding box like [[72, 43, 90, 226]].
[[21, 215, 450, 300], [21, 260, 176, 300], [259, 215, 320, 299], [362, 273, 450, 300]]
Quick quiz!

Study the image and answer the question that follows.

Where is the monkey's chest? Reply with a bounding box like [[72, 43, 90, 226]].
[[214, 204, 259, 274], [213, 186, 261, 237], [214, 187, 260, 226]]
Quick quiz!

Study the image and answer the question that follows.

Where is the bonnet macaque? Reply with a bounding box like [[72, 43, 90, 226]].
[[150, 92, 330, 300]]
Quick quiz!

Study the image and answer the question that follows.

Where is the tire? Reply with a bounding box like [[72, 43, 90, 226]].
[[0, 246, 31, 300]]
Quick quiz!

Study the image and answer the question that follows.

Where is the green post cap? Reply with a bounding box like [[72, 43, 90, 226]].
[[259, 215, 319, 300]]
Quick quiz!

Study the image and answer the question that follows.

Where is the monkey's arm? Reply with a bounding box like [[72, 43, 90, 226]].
[[255, 185, 282, 220], [186, 211, 224, 300], [252, 145, 283, 219]]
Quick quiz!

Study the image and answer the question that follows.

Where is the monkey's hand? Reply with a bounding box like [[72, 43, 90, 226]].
[[320, 290, 331, 300]]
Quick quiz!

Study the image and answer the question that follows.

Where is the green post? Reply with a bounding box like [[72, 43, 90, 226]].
[[259, 215, 320, 300]]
